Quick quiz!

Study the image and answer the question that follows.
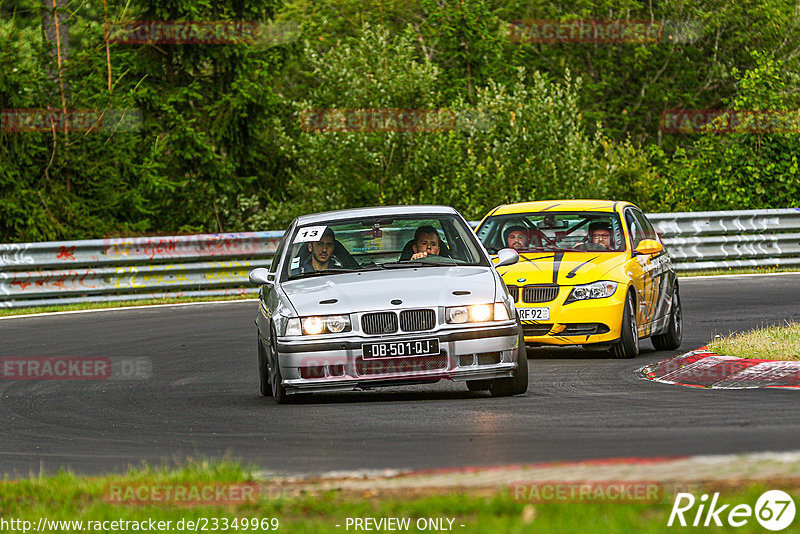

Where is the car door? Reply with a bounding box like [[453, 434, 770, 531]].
[[259, 227, 291, 342], [627, 208, 668, 335], [624, 208, 649, 336], [634, 210, 674, 334]]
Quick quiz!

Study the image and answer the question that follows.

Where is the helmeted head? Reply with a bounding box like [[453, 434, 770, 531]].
[[504, 225, 529, 251], [587, 221, 613, 249]]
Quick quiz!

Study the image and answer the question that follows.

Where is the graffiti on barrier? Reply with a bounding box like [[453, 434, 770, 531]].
[[0, 269, 101, 293], [204, 261, 251, 283], [103, 234, 266, 260], [57, 246, 77, 261], [0, 243, 34, 266], [111, 265, 191, 289]]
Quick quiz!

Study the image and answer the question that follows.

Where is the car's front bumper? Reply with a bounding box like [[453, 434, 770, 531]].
[[518, 288, 626, 346], [275, 323, 520, 393]]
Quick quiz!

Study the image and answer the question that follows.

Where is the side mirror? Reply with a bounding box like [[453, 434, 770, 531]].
[[248, 267, 272, 285], [634, 239, 663, 256], [495, 248, 519, 268]]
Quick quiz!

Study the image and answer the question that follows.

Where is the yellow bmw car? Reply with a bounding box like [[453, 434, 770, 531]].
[[475, 200, 682, 358]]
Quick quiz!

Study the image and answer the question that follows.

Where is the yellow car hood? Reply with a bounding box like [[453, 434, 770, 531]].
[[497, 251, 627, 286]]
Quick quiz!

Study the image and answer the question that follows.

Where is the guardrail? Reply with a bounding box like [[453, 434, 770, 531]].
[[647, 208, 800, 272], [0, 233, 282, 309], [1, 208, 798, 309]]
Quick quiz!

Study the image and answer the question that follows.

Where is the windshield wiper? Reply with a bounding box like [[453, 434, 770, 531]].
[[288, 268, 358, 280], [381, 261, 453, 269], [357, 263, 385, 271]]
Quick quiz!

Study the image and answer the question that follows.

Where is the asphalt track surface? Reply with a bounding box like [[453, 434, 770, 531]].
[[1, 274, 799, 477]]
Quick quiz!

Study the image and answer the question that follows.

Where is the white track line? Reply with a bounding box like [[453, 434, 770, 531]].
[[0, 298, 257, 321], [680, 271, 800, 281]]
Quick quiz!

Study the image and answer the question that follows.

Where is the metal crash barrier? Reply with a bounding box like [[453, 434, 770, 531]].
[[1, 208, 799, 308], [0, 232, 282, 309], [647, 209, 800, 272]]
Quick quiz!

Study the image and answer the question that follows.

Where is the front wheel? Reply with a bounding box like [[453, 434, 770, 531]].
[[611, 292, 639, 359], [652, 287, 683, 351], [258, 336, 272, 397], [490, 322, 529, 397], [268, 326, 290, 404]]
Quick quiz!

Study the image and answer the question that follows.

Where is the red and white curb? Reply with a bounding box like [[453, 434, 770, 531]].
[[641, 348, 800, 389], [254, 451, 800, 492]]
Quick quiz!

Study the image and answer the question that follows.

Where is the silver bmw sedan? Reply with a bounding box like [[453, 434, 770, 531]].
[[248, 205, 527, 403]]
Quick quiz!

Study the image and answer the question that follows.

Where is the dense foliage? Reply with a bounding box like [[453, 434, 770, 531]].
[[1, 0, 798, 242]]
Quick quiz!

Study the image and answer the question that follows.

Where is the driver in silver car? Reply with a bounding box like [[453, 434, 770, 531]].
[[410, 225, 443, 260], [300, 228, 337, 272]]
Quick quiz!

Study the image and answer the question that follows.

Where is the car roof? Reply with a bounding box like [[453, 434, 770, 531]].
[[293, 205, 460, 225], [487, 199, 636, 216]]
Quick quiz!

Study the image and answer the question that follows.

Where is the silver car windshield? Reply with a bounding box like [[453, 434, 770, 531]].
[[282, 215, 489, 280], [476, 211, 626, 254]]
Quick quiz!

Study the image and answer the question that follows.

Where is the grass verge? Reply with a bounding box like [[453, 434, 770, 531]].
[[1, 461, 797, 533], [678, 266, 800, 277], [709, 321, 800, 361], [0, 295, 255, 317]]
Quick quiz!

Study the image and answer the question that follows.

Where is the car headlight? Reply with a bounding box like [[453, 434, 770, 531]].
[[446, 303, 510, 324], [285, 315, 352, 336], [285, 318, 302, 336], [565, 281, 618, 303]]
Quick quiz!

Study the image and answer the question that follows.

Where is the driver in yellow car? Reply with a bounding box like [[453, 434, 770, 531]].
[[587, 221, 613, 250]]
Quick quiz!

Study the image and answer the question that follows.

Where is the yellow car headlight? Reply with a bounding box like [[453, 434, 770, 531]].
[[565, 281, 618, 304]]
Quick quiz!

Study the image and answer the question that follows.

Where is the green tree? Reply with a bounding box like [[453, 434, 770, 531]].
[[660, 53, 800, 211], [261, 26, 656, 228]]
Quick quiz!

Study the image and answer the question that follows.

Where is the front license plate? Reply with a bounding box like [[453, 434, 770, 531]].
[[362, 338, 440, 359], [518, 308, 550, 321]]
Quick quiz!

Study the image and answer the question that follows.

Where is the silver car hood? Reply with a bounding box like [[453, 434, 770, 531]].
[[283, 267, 497, 316]]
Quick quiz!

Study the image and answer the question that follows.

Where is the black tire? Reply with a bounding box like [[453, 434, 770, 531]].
[[268, 326, 290, 404], [652, 287, 683, 351], [611, 292, 639, 359], [466, 379, 492, 392], [490, 322, 529, 397], [258, 336, 272, 397]]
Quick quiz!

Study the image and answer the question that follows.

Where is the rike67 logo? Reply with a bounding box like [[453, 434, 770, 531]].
[[668, 490, 796, 530]]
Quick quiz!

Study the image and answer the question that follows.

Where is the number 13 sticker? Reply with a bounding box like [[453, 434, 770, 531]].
[[294, 226, 327, 243]]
